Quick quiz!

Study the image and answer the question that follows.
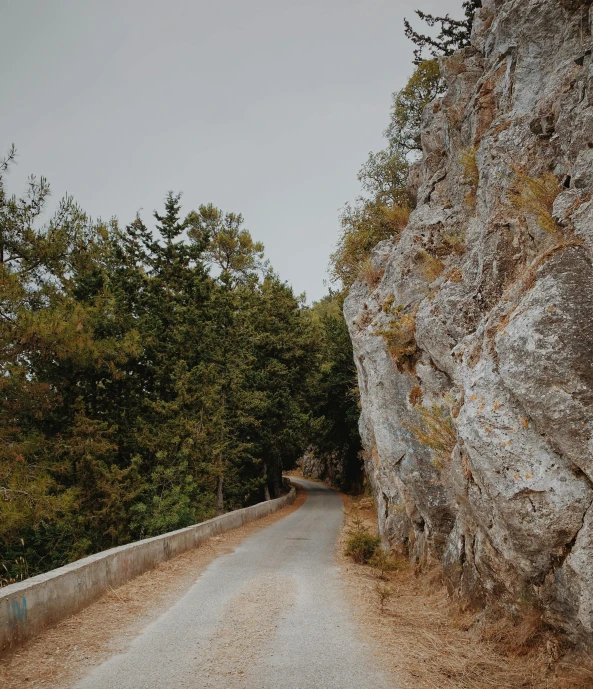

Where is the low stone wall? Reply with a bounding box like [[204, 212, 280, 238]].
[[0, 485, 295, 654]]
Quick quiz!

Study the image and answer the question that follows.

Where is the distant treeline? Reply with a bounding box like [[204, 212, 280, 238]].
[[0, 148, 360, 581]]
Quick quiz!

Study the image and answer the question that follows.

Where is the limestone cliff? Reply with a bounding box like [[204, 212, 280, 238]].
[[345, 0, 593, 641]]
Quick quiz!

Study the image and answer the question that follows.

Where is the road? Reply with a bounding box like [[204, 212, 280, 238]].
[[75, 479, 393, 689]]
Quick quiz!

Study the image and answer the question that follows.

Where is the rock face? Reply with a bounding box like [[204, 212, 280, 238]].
[[300, 451, 341, 486], [300, 450, 363, 492], [345, 0, 593, 640]]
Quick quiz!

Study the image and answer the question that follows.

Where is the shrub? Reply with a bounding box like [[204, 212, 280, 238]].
[[508, 168, 562, 238], [370, 548, 398, 579], [384, 59, 445, 155], [330, 200, 410, 289], [416, 249, 444, 282], [345, 528, 381, 564], [359, 257, 384, 289], [405, 401, 457, 469], [376, 582, 395, 613], [374, 304, 418, 371]]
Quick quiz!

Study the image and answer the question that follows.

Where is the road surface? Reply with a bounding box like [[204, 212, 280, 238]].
[[76, 479, 393, 689]]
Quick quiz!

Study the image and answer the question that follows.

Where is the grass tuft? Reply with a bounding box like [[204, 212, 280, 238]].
[[374, 304, 418, 371], [359, 257, 384, 289], [405, 402, 457, 469], [417, 249, 445, 283], [508, 168, 563, 237]]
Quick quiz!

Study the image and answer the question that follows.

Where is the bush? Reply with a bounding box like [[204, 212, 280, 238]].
[[374, 304, 418, 371], [370, 548, 398, 579], [345, 528, 381, 564], [359, 257, 384, 289], [330, 199, 410, 289]]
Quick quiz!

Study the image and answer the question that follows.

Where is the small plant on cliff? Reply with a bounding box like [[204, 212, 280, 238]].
[[442, 228, 466, 255], [359, 257, 384, 289], [409, 385, 424, 407], [416, 249, 445, 283], [405, 401, 457, 469], [331, 201, 410, 289], [508, 168, 563, 238], [404, 1, 482, 64], [374, 304, 418, 371]]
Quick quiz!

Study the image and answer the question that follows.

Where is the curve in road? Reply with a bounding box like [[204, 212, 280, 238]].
[[76, 479, 394, 689]]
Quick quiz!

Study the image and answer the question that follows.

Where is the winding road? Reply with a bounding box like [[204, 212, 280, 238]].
[[75, 479, 393, 689]]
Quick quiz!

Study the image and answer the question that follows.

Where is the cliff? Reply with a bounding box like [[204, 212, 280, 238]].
[[345, 0, 593, 641]]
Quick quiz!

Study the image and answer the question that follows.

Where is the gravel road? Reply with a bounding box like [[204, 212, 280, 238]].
[[75, 479, 394, 689]]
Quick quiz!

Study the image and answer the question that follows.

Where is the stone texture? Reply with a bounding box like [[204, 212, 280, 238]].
[[345, 0, 593, 641]]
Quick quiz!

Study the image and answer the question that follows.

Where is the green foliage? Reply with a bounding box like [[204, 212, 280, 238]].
[[404, 1, 482, 64], [0, 148, 317, 581], [370, 548, 398, 579], [345, 527, 381, 564], [330, 60, 444, 290], [305, 294, 363, 492], [330, 200, 410, 289], [385, 60, 445, 156]]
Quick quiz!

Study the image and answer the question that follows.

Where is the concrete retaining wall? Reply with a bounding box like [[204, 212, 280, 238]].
[[0, 485, 295, 654]]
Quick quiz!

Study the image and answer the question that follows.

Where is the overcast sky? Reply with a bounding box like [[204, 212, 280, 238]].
[[1, 0, 460, 302]]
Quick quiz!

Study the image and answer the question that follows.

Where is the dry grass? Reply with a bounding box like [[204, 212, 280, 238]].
[[382, 204, 411, 232], [416, 249, 445, 283], [359, 257, 384, 289], [338, 496, 593, 689], [374, 304, 418, 371], [508, 168, 563, 237], [405, 401, 457, 469], [409, 385, 424, 407]]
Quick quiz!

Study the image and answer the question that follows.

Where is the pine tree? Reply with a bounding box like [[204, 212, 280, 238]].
[[404, 1, 482, 64]]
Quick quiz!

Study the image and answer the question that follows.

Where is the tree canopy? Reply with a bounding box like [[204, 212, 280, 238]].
[[0, 149, 332, 582]]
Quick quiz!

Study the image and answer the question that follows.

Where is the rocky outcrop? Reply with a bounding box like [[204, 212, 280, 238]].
[[345, 0, 593, 640], [300, 450, 363, 492]]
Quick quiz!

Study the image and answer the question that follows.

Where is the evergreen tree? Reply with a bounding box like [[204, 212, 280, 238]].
[[404, 1, 482, 64]]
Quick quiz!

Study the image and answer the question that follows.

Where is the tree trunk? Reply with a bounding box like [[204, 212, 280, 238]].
[[263, 461, 271, 501], [270, 461, 282, 500], [216, 473, 224, 516]]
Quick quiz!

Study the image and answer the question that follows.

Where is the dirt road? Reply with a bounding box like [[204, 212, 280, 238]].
[[74, 479, 393, 689]]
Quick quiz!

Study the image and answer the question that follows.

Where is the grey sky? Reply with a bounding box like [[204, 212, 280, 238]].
[[1, 0, 460, 302]]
